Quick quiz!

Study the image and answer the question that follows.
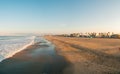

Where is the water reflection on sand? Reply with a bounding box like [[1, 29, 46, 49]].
[[0, 37, 72, 74]]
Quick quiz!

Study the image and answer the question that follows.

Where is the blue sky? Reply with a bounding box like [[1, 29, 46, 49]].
[[0, 0, 120, 34]]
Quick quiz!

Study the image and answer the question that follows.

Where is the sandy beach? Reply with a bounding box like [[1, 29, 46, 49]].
[[1, 0, 120, 74], [0, 38, 72, 74], [45, 36, 120, 74], [0, 36, 120, 74]]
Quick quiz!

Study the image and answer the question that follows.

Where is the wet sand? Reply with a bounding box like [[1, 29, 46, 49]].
[[0, 38, 72, 74], [45, 36, 120, 74]]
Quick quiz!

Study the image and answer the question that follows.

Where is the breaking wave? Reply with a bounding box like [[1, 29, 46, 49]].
[[0, 36, 36, 62]]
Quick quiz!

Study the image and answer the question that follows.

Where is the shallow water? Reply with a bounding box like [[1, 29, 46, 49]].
[[29, 38, 56, 57], [0, 37, 72, 74]]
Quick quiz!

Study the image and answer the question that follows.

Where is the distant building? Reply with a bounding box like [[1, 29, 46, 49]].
[[60, 32, 120, 39], [111, 34, 120, 39]]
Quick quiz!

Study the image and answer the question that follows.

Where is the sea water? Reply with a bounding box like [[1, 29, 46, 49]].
[[0, 36, 37, 62]]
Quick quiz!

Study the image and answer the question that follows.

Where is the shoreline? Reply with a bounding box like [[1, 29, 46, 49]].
[[0, 38, 72, 74], [2, 40, 34, 62], [0, 36, 35, 62]]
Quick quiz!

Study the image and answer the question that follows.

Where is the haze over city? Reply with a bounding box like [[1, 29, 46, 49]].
[[0, 0, 120, 35]]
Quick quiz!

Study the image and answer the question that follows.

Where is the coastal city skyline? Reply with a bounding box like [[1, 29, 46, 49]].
[[0, 0, 120, 35]]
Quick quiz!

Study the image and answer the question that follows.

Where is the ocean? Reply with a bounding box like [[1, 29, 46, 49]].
[[0, 36, 38, 62]]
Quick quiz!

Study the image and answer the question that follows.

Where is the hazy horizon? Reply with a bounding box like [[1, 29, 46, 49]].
[[0, 0, 120, 35]]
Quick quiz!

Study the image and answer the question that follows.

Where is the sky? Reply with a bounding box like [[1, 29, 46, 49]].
[[0, 0, 120, 35]]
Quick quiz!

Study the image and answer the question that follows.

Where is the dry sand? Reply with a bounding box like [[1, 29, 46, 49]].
[[45, 36, 120, 74]]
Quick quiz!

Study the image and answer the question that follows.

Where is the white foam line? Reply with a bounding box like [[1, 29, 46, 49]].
[[0, 36, 35, 62]]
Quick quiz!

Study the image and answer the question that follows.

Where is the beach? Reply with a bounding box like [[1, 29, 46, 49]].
[[45, 36, 120, 74], [0, 37, 72, 74], [1, 0, 120, 74], [0, 36, 120, 74]]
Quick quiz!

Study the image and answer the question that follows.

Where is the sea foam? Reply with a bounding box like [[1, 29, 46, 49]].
[[0, 36, 36, 62]]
